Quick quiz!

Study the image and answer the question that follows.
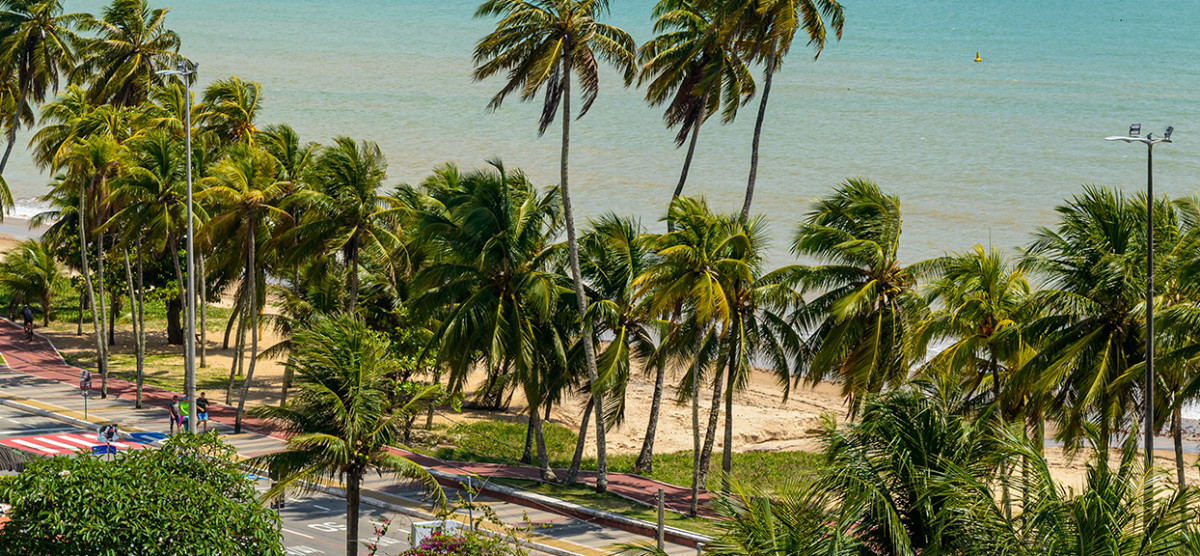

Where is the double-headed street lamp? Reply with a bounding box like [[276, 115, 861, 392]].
[[157, 60, 198, 432], [1106, 123, 1173, 469]]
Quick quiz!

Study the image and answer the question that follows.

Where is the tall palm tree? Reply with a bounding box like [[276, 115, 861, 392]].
[[199, 144, 289, 433], [1019, 187, 1153, 461], [296, 136, 398, 311], [638, 0, 754, 223], [61, 134, 126, 398], [250, 315, 444, 556], [636, 196, 733, 515], [579, 214, 664, 474], [474, 0, 636, 493], [726, 0, 844, 219], [71, 0, 183, 107], [29, 84, 92, 171], [409, 162, 567, 480], [917, 244, 1035, 516], [0, 0, 82, 179], [787, 179, 930, 418], [713, 215, 801, 492]]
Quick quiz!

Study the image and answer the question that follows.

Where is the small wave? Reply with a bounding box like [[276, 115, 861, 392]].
[[8, 198, 50, 221]]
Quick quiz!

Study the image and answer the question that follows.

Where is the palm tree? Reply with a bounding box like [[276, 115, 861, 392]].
[[725, 0, 844, 219], [296, 136, 398, 311], [638, 0, 754, 222], [61, 134, 126, 398], [713, 215, 801, 492], [409, 162, 567, 481], [199, 144, 289, 433], [250, 314, 444, 556], [0, 238, 63, 325], [787, 179, 930, 418], [636, 196, 733, 515], [199, 75, 262, 146], [71, 0, 183, 107], [0, 0, 83, 179], [917, 244, 1035, 516], [579, 214, 664, 474], [474, 0, 636, 493], [29, 84, 92, 171], [1019, 187, 1152, 461]]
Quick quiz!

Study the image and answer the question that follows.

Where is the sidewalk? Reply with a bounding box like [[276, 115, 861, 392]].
[[0, 320, 712, 554]]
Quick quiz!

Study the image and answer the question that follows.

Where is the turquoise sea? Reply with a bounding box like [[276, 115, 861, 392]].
[[13, 0, 1198, 265]]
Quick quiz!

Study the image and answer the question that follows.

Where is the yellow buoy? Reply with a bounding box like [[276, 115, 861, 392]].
[[974, 51, 982, 63]]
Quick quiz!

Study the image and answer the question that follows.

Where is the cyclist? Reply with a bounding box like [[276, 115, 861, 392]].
[[21, 303, 33, 340]]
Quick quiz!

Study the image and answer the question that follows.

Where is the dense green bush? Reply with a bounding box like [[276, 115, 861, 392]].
[[0, 433, 283, 555]]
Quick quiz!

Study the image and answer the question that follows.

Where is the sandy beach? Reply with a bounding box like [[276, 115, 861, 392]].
[[6, 216, 1199, 491]]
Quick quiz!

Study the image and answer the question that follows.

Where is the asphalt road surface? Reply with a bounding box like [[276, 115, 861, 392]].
[[0, 405, 419, 555]]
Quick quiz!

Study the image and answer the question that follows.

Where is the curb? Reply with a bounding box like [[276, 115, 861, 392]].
[[426, 468, 712, 549]]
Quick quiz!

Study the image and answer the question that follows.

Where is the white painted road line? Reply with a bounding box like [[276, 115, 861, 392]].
[[12, 438, 58, 454], [282, 527, 315, 539], [311, 504, 331, 511]]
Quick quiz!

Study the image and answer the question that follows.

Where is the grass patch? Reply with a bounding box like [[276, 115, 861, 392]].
[[421, 419, 821, 493], [489, 477, 723, 537]]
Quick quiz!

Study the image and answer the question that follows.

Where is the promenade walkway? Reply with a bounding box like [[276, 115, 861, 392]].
[[0, 319, 714, 554]]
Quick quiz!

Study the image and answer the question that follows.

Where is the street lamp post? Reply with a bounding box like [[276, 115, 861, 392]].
[[157, 60, 199, 432], [1106, 123, 1173, 470]]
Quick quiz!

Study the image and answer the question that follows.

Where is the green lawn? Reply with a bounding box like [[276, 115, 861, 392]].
[[421, 419, 821, 494]]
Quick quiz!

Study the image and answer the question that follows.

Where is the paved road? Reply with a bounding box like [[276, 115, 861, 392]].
[[0, 405, 76, 439], [0, 406, 420, 556]]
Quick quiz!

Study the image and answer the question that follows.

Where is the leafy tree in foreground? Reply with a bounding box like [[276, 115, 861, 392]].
[[250, 314, 444, 556], [0, 433, 284, 555]]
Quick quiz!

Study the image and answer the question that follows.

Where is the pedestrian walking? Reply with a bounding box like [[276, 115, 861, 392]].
[[196, 392, 210, 433], [168, 395, 181, 435], [180, 395, 190, 434]]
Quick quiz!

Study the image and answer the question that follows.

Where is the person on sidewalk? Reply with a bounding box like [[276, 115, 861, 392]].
[[21, 304, 33, 331], [168, 396, 181, 435], [196, 392, 210, 433], [180, 395, 190, 434]]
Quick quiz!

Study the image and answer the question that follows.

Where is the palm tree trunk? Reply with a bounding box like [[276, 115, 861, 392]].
[[721, 334, 739, 494], [107, 293, 118, 346], [564, 396, 593, 485], [633, 359, 666, 475], [559, 57, 607, 494], [522, 410, 535, 465], [990, 354, 1010, 520], [76, 289, 84, 335], [78, 188, 106, 400], [690, 329, 703, 517], [198, 256, 207, 368], [223, 303, 237, 349], [0, 87, 26, 176], [740, 50, 776, 221], [667, 105, 706, 233], [236, 223, 259, 435], [95, 231, 109, 397], [1174, 401, 1185, 487], [345, 467, 362, 556], [532, 399, 557, 482], [347, 238, 359, 312], [136, 240, 146, 410], [225, 291, 245, 405], [122, 249, 143, 409], [168, 236, 186, 346], [697, 340, 726, 491]]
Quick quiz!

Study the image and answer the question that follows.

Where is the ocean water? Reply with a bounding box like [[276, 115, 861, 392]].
[[9, 0, 1196, 269]]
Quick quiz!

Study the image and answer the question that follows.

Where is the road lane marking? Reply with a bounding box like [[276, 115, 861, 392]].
[[282, 528, 315, 539], [311, 504, 330, 511], [12, 439, 58, 454], [56, 435, 98, 447]]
